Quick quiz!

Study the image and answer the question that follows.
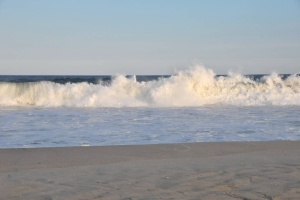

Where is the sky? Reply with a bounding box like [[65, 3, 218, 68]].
[[0, 0, 299, 75]]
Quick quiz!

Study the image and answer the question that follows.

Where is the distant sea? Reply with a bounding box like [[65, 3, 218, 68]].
[[0, 67, 299, 148]]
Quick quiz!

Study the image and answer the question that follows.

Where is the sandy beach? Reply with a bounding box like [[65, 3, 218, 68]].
[[0, 141, 299, 200]]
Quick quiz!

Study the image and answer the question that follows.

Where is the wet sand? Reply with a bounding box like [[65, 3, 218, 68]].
[[0, 141, 299, 200]]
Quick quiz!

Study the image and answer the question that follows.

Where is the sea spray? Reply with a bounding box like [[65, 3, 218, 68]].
[[0, 66, 299, 107]]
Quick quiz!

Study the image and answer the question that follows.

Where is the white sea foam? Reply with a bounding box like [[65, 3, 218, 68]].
[[0, 66, 299, 107]]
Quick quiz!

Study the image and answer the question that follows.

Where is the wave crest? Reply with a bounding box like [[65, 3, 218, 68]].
[[0, 66, 299, 107]]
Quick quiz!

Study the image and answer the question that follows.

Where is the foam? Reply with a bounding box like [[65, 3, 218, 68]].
[[0, 66, 299, 107]]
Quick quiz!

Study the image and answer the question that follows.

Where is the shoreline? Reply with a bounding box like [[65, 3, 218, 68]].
[[1, 141, 299, 199]]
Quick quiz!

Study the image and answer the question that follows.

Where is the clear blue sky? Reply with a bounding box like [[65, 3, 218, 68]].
[[0, 0, 299, 75]]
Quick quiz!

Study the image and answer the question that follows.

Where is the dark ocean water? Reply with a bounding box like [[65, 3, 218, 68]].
[[0, 75, 170, 84]]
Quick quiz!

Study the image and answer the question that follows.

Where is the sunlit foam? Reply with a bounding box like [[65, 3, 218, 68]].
[[0, 65, 299, 107]]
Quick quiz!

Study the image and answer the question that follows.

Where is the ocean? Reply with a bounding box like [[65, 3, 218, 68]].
[[0, 67, 299, 148]]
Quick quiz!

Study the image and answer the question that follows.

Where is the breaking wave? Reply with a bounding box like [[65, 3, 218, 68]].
[[0, 66, 299, 107]]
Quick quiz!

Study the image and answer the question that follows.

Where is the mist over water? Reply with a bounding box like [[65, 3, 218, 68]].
[[0, 66, 299, 107]]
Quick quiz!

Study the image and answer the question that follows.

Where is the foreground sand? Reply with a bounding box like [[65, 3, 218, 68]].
[[0, 141, 299, 200]]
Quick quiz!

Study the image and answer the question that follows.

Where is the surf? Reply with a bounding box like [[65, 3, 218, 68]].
[[0, 66, 299, 107]]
